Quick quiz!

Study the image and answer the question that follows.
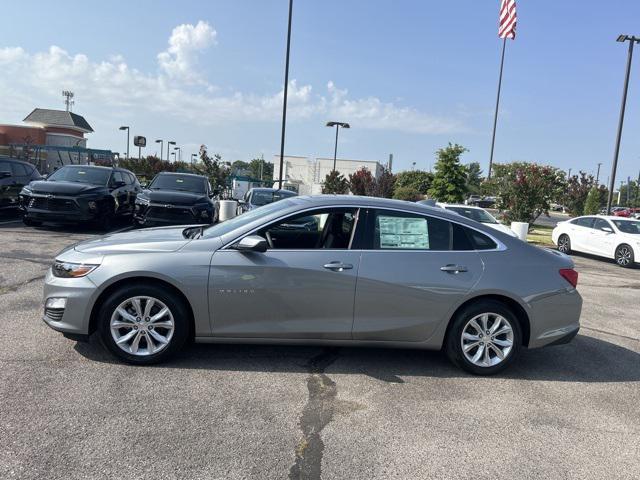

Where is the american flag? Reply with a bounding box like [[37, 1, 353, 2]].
[[499, 0, 517, 39]]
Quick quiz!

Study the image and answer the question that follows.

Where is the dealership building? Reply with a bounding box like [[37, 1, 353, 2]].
[[0, 108, 115, 173], [273, 155, 385, 195]]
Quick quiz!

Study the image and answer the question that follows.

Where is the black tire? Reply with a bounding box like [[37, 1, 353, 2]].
[[22, 217, 42, 227], [615, 244, 635, 268], [97, 212, 114, 232], [557, 234, 571, 254], [98, 284, 190, 365], [445, 299, 522, 376]]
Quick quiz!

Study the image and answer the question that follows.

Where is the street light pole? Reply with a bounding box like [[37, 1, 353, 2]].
[[277, 0, 294, 190], [155, 139, 163, 160], [119, 126, 130, 159], [167, 141, 176, 162], [326, 121, 350, 172], [606, 34, 640, 215], [174, 147, 181, 162], [191, 153, 197, 170], [596, 162, 602, 185]]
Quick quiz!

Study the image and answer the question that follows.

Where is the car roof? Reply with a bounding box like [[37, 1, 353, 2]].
[[0, 156, 34, 167], [156, 171, 206, 179], [250, 187, 296, 194], [437, 203, 484, 210]]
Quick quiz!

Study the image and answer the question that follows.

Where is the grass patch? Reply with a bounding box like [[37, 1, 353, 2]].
[[527, 225, 555, 246]]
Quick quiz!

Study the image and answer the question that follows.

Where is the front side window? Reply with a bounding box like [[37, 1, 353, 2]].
[[258, 208, 357, 249], [11, 163, 28, 176], [445, 206, 499, 224], [593, 218, 612, 231]]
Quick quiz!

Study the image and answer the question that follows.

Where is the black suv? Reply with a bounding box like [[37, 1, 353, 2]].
[[20, 165, 140, 229], [133, 172, 218, 227], [0, 157, 42, 213]]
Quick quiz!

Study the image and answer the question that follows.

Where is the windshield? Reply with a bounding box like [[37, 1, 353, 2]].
[[149, 174, 206, 193], [202, 198, 295, 238], [445, 206, 498, 224], [251, 190, 294, 206], [613, 220, 640, 234], [46, 166, 111, 186]]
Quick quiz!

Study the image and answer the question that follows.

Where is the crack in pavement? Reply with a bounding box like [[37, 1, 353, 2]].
[[288, 348, 366, 480], [0, 274, 46, 295]]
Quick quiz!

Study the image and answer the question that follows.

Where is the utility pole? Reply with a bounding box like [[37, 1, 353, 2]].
[[606, 35, 640, 214], [277, 0, 294, 190]]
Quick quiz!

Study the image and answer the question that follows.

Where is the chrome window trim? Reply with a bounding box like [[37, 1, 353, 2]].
[[218, 204, 508, 253]]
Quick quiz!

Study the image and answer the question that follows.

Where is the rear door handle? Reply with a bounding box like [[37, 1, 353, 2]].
[[323, 261, 353, 272], [440, 264, 468, 273]]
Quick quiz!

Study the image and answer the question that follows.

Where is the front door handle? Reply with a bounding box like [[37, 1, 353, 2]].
[[440, 264, 468, 273], [323, 261, 353, 272]]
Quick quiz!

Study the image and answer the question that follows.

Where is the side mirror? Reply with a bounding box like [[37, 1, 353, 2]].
[[234, 235, 268, 253], [602, 227, 614, 234], [110, 181, 126, 189], [0, 171, 11, 179]]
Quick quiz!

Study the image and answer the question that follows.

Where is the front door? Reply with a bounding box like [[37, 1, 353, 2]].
[[588, 218, 616, 258], [208, 207, 361, 339], [353, 209, 485, 342]]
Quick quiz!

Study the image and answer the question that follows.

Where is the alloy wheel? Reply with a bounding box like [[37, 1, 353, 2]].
[[616, 246, 632, 266], [461, 313, 514, 368], [110, 296, 175, 356], [558, 235, 570, 253]]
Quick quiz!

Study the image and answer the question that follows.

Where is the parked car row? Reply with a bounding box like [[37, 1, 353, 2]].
[[14, 163, 219, 230]]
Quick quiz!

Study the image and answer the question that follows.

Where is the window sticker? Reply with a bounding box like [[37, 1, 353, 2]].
[[377, 216, 429, 249]]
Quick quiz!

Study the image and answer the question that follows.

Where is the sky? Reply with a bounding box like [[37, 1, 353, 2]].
[[1, 0, 640, 184]]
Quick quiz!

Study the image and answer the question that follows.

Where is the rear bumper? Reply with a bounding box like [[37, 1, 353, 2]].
[[527, 288, 582, 348]]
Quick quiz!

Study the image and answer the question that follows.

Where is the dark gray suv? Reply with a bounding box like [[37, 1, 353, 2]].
[[0, 157, 42, 213]]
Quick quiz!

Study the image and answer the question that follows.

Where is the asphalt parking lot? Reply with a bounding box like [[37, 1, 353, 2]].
[[0, 218, 639, 480]]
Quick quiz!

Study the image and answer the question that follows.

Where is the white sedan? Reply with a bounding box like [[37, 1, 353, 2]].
[[437, 203, 518, 237], [552, 216, 640, 267]]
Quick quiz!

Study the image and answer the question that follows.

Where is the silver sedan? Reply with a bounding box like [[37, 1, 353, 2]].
[[42, 196, 582, 375]]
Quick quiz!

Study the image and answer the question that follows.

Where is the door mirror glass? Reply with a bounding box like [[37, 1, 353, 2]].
[[234, 235, 268, 253]]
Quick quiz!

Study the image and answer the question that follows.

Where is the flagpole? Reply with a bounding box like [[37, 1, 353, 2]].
[[488, 37, 507, 179]]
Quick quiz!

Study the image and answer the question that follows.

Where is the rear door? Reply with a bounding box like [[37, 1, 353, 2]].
[[353, 209, 485, 342], [209, 207, 361, 339]]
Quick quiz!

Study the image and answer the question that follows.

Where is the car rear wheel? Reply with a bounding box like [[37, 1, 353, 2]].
[[98, 285, 189, 364], [557, 234, 571, 254], [615, 244, 634, 268], [445, 300, 522, 375]]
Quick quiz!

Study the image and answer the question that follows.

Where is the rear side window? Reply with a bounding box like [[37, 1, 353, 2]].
[[0, 161, 12, 176], [466, 229, 498, 250], [373, 210, 450, 250], [572, 217, 594, 228]]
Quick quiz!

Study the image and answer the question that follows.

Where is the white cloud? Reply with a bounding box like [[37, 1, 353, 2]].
[[0, 22, 461, 135], [157, 21, 216, 83]]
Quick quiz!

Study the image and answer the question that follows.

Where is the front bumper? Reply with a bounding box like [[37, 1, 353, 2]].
[[134, 203, 213, 226], [42, 268, 97, 336], [21, 194, 104, 223]]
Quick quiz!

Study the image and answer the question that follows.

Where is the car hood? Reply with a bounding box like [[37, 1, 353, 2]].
[[26, 180, 107, 196], [140, 189, 209, 206], [73, 225, 195, 254]]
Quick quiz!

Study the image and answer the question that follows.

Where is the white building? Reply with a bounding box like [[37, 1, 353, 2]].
[[273, 155, 384, 195]]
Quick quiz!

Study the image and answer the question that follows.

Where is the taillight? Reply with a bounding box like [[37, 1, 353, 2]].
[[559, 268, 578, 288]]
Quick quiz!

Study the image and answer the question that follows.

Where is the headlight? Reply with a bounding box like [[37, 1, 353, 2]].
[[52, 261, 99, 278], [87, 201, 98, 210]]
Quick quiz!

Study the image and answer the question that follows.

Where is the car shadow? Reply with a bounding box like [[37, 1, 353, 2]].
[[74, 333, 640, 383], [569, 250, 640, 270]]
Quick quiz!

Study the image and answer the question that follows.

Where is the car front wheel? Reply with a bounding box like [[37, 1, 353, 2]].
[[445, 300, 522, 375], [98, 285, 189, 364], [615, 244, 635, 268]]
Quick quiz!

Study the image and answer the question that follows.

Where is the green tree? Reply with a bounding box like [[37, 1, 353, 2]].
[[322, 170, 349, 194], [348, 167, 376, 196], [194, 145, 228, 193], [395, 170, 433, 195], [393, 186, 422, 202], [584, 186, 602, 215], [373, 167, 396, 198], [427, 143, 469, 203], [484, 162, 566, 224], [465, 162, 483, 195], [565, 171, 595, 216], [247, 158, 273, 181]]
